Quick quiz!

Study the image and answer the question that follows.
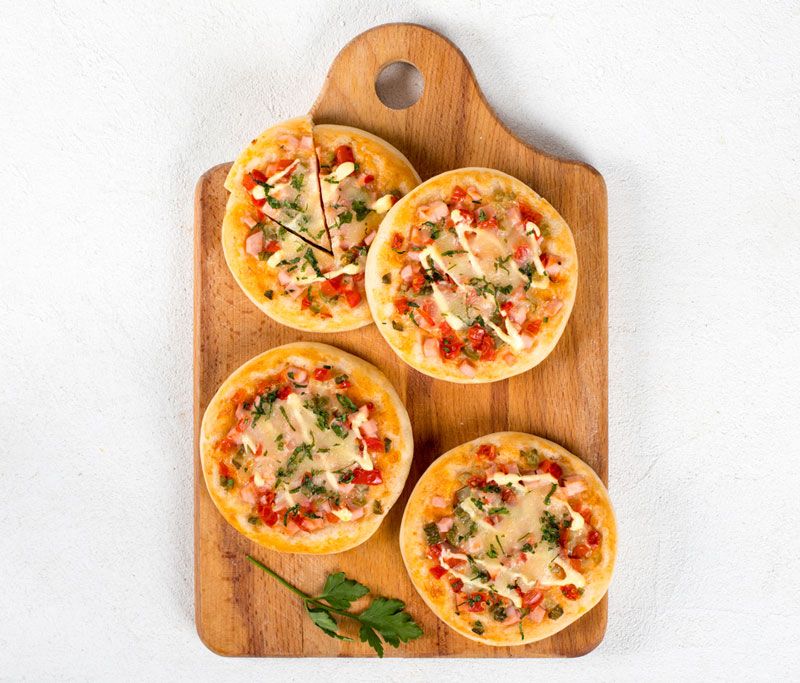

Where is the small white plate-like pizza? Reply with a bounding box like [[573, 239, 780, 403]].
[[365, 168, 578, 382], [400, 432, 615, 646], [200, 343, 413, 554], [223, 116, 419, 332]]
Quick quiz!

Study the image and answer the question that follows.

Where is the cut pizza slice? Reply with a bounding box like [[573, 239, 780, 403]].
[[225, 115, 331, 252]]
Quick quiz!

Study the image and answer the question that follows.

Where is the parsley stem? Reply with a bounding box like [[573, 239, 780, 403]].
[[246, 555, 358, 618]]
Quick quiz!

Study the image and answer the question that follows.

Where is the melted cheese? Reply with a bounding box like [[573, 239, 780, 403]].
[[439, 474, 587, 600], [292, 262, 360, 286]]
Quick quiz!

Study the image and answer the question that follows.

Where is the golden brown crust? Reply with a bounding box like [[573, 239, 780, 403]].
[[200, 343, 414, 554], [365, 168, 578, 383], [399, 432, 616, 645]]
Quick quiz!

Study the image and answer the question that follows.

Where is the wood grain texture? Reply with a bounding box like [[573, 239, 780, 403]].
[[194, 23, 608, 658]]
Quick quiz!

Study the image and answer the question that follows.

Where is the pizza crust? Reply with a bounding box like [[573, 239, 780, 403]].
[[200, 342, 414, 554], [399, 432, 616, 645], [364, 168, 578, 383]]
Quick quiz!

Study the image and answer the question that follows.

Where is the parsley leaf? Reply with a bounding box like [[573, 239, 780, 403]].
[[319, 572, 370, 610], [246, 556, 423, 658]]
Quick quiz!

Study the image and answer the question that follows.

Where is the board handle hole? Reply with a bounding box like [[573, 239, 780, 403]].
[[375, 61, 424, 110]]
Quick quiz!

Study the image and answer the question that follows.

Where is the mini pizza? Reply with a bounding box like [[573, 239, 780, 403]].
[[223, 117, 419, 331], [200, 343, 413, 554], [365, 168, 578, 382], [400, 432, 615, 646]]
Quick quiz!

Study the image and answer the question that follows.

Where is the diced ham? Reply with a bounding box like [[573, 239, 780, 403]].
[[561, 476, 586, 497], [503, 352, 516, 365], [431, 496, 447, 509], [360, 418, 378, 439], [423, 338, 439, 358], [239, 482, 257, 505], [506, 205, 523, 228], [299, 135, 313, 150], [347, 506, 365, 521], [245, 231, 264, 258], [520, 334, 535, 350], [545, 259, 565, 279], [278, 271, 293, 286], [339, 483, 354, 495], [542, 298, 564, 317], [364, 230, 376, 246], [530, 605, 547, 623], [270, 183, 293, 201], [417, 200, 449, 222], [459, 362, 476, 378], [466, 186, 481, 202], [509, 305, 528, 326], [287, 367, 308, 383], [502, 606, 521, 626], [275, 135, 300, 153], [400, 265, 414, 283], [436, 517, 453, 533], [242, 215, 257, 229]]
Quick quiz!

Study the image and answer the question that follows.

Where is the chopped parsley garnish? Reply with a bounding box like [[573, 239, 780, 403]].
[[251, 388, 279, 425], [544, 483, 557, 505], [336, 393, 358, 414], [290, 173, 304, 191], [304, 395, 330, 431], [331, 422, 349, 439], [352, 200, 371, 221], [487, 506, 509, 516], [540, 511, 560, 547], [279, 405, 296, 431]]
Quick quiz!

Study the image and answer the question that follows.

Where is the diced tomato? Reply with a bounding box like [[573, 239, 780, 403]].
[[467, 594, 486, 612], [438, 322, 463, 360], [587, 529, 601, 547], [277, 385, 292, 400], [539, 252, 550, 267], [559, 527, 571, 549], [242, 174, 256, 191], [478, 335, 496, 361], [537, 458, 563, 480], [251, 195, 266, 208], [417, 305, 435, 327], [524, 319, 542, 336], [519, 203, 543, 226], [390, 232, 404, 250], [336, 378, 351, 389], [410, 271, 426, 293], [344, 289, 361, 308], [467, 476, 486, 489], [218, 462, 232, 479], [324, 511, 340, 524], [218, 436, 237, 452], [429, 565, 448, 579], [319, 309, 333, 319], [500, 301, 514, 315], [571, 543, 591, 559], [450, 186, 467, 202], [426, 543, 443, 559], [300, 291, 311, 309], [320, 274, 345, 297], [362, 173, 374, 184], [259, 507, 279, 526], [477, 216, 498, 230], [250, 169, 268, 183], [393, 297, 410, 314], [351, 467, 383, 486], [519, 589, 543, 609], [444, 556, 466, 569], [264, 240, 280, 254], [514, 244, 530, 261], [467, 324, 486, 348], [265, 159, 293, 178], [477, 444, 497, 460], [313, 367, 331, 381], [501, 487, 516, 503], [450, 578, 464, 593], [561, 584, 581, 601], [363, 437, 385, 453], [335, 145, 355, 165]]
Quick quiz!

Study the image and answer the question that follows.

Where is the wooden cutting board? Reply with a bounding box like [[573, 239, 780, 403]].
[[194, 23, 608, 658]]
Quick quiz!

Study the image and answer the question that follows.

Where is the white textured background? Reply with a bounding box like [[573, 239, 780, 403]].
[[2, 1, 799, 680]]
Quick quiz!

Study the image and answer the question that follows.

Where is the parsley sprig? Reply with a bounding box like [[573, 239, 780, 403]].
[[246, 556, 423, 657]]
